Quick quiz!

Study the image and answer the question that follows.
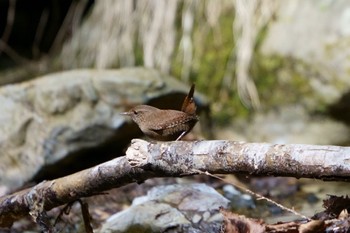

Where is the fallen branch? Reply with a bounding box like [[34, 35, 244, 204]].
[[126, 139, 350, 181], [0, 156, 154, 227], [1, 139, 350, 227]]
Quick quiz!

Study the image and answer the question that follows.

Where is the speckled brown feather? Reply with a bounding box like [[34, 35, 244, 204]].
[[121, 85, 198, 141]]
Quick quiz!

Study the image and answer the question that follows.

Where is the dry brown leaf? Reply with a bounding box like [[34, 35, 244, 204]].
[[299, 220, 325, 233], [220, 208, 265, 233]]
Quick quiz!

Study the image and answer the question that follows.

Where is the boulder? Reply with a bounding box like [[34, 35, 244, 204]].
[[99, 183, 229, 233], [0, 68, 209, 192], [262, 0, 350, 104]]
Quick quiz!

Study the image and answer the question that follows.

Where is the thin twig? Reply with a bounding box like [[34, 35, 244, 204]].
[[32, 8, 49, 59], [0, 0, 29, 65], [54, 200, 93, 233], [49, 1, 77, 55], [196, 170, 311, 221], [71, 0, 89, 34], [0, 39, 30, 65], [0, 0, 16, 56], [77, 200, 93, 233]]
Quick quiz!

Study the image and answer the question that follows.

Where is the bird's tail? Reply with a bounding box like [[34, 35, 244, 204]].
[[181, 84, 197, 115]]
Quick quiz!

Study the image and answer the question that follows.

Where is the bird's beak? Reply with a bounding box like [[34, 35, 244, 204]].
[[120, 111, 131, 116]]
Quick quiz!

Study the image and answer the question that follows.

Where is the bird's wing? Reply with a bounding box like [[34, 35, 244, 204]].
[[148, 110, 197, 132]]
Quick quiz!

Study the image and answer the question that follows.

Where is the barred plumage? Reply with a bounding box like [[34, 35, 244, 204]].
[[121, 84, 198, 141]]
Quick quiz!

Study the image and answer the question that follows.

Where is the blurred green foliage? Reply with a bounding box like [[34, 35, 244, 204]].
[[170, 6, 315, 126], [171, 10, 251, 126]]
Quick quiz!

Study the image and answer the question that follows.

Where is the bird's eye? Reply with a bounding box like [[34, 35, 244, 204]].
[[133, 110, 138, 115]]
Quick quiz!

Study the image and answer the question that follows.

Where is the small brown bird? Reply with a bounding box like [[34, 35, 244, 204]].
[[121, 84, 198, 141]]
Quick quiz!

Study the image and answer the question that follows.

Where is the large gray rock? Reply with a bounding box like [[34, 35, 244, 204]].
[[99, 183, 229, 233], [0, 68, 208, 192], [222, 1, 350, 145], [262, 0, 350, 105], [218, 105, 350, 145]]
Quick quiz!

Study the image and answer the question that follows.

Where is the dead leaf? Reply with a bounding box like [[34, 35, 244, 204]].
[[220, 208, 265, 233]]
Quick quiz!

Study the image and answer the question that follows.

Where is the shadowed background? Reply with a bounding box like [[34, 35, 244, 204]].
[[1, 0, 350, 230]]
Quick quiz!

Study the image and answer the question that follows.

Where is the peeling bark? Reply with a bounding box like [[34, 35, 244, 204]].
[[1, 139, 350, 227], [126, 139, 350, 180], [0, 156, 155, 227]]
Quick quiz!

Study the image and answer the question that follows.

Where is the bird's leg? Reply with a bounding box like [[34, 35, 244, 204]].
[[175, 131, 187, 141]]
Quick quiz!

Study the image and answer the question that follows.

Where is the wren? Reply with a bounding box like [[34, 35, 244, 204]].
[[121, 84, 198, 141]]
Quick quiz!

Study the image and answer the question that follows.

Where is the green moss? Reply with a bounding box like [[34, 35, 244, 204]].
[[170, 3, 323, 127], [171, 7, 251, 126], [252, 54, 314, 109]]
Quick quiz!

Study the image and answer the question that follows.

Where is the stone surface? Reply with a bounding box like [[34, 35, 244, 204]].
[[99, 183, 229, 233], [219, 105, 350, 145], [216, 1, 350, 145], [0, 68, 208, 191], [262, 0, 350, 105]]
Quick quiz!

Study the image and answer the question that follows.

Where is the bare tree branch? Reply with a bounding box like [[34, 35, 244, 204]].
[[1, 139, 350, 228], [0, 156, 154, 228], [126, 139, 350, 180]]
